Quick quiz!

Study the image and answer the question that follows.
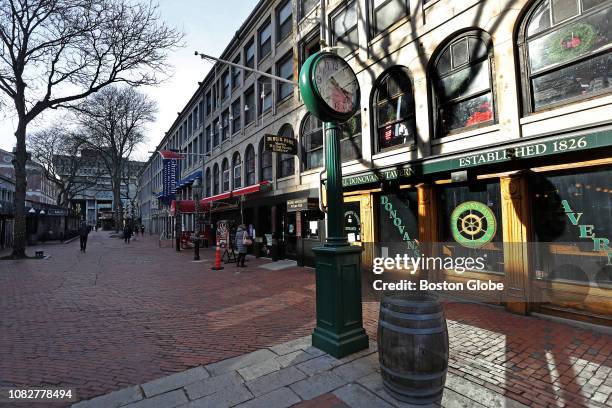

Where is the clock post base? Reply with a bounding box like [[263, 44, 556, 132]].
[[311, 244, 369, 358]]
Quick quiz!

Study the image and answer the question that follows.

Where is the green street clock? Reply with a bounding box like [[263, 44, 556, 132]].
[[299, 51, 360, 123]]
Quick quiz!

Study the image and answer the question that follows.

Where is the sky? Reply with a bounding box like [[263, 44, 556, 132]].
[[0, 0, 260, 161]]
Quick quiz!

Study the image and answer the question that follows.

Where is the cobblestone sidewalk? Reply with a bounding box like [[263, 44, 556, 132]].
[[72, 335, 529, 408]]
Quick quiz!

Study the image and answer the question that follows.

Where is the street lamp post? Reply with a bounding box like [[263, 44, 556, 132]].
[[192, 179, 202, 261]]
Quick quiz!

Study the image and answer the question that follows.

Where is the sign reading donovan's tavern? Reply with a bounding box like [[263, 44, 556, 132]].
[[264, 134, 298, 155]]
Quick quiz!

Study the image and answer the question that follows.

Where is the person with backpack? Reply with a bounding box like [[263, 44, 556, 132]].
[[235, 224, 251, 267]]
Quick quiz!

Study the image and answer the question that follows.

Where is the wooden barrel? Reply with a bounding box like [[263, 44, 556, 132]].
[[378, 292, 449, 404]]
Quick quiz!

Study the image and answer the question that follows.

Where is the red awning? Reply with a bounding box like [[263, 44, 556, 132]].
[[170, 182, 270, 216]]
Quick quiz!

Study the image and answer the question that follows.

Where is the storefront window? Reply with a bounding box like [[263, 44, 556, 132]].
[[531, 167, 612, 286], [521, 0, 612, 111], [438, 181, 504, 274], [432, 31, 495, 136], [378, 191, 419, 258], [301, 211, 323, 239], [373, 67, 416, 151]]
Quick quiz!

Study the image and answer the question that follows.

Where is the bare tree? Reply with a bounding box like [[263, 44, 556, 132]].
[[0, 0, 182, 257], [76, 85, 155, 231], [27, 124, 101, 206]]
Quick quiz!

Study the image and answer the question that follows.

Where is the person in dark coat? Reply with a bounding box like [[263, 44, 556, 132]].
[[140, 225, 145, 235], [79, 220, 91, 252], [235, 224, 251, 267], [123, 224, 133, 244]]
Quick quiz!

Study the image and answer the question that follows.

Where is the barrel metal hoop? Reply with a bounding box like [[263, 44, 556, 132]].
[[380, 364, 448, 382], [380, 306, 445, 321], [379, 319, 446, 335]]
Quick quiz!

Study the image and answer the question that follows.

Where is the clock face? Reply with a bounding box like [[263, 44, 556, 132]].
[[313, 55, 359, 115]]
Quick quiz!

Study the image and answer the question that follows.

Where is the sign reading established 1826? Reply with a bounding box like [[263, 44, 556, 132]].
[[264, 134, 298, 155]]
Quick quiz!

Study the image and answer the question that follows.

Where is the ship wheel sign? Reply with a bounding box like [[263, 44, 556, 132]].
[[450, 201, 497, 248]]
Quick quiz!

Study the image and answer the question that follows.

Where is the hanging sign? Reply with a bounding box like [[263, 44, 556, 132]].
[[264, 135, 298, 155], [160, 150, 181, 205]]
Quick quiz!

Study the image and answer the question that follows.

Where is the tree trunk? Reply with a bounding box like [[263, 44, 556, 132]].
[[11, 121, 28, 258], [112, 176, 123, 232]]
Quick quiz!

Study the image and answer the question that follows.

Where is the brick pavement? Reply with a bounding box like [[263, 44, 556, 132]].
[[0, 232, 611, 407]]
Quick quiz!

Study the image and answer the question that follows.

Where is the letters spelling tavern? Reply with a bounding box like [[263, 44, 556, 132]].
[[139, 0, 612, 327]]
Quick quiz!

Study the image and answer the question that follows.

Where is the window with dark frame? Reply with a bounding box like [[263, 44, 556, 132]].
[[222, 70, 231, 100], [213, 164, 220, 195], [222, 159, 230, 192], [432, 31, 495, 136], [520, 0, 612, 112], [331, 1, 359, 58], [369, 0, 409, 37], [231, 99, 241, 133], [245, 39, 255, 78], [244, 86, 255, 125], [300, 0, 317, 20], [206, 92, 212, 114], [232, 152, 242, 189], [340, 112, 362, 161], [213, 118, 220, 147], [232, 54, 241, 89], [205, 168, 211, 197], [259, 72, 273, 115], [221, 109, 230, 141], [245, 144, 256, 186], [374, 67, 416, 151], [277, 124, 295, 178], [276, 52, 294, 102], [301, 113, 323, 170], [300, 29, 321, 70], [259, 19, 272, 60], [206, 125, 211, 152], [259, 139, 273, 181], [277, 0, 293, 42]]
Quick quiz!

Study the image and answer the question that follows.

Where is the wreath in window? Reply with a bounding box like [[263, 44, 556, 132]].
[[548, 22, 597, 64]]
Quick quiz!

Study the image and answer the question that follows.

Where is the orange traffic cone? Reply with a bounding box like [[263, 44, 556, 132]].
[[212, 245, 224, 270]]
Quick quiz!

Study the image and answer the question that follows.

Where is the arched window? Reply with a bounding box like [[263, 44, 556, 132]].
[[301, 113, 323, 170], [518, 0, 612, 111], [373, 67, 415, 151], [277, 124, 295, 178], [259, 139, 273, 181], [432, 31, 495, 136], [213, 163, 220, 195], [340, 113, 362, 161], [232, 152, 242, 189], [205, 168, 211, 197], [222, 158, 230, 192], [245, 144, 256, 186]]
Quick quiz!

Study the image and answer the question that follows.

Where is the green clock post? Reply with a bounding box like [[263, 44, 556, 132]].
[[299, 52, 369, 358]]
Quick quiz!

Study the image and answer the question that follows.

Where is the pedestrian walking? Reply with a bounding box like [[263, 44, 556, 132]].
[[140, 225, 145, 235], [79, 219, 91, 252], [235, 224, 252, 267], [123, 224, 133, 244]]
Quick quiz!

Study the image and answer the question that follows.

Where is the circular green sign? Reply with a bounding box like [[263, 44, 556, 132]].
[[299, 51, 360, 123], [450, 201, 497, 248]]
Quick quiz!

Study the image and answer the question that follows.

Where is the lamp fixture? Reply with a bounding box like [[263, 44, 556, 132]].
[[244, 105, 249, 112]]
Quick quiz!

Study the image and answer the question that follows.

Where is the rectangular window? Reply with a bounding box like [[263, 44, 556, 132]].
[[222, 168, 230, 192], [232, 54, 241, 89], [193, 106, 199, 129], [276, 52, 294, 102], [206, 92, 212, 114], [259, 19, 272, 60], [222, 70, 230, 100], [300, 29, 320, 70], [245, 38, 255, 77], [212, 85, 217, 110], [244, 86, 255, 125], [369, 0, 409, 37], [221, 109, 230, 141], [259, 71, 273, 115], [206, 126, 212, 152], [276, 0, 293, 42], [213, 118, 220, 147], [188, 113, 193, 135], [300, 0, 317, 20], [231, 99, 241, 133], [331, 1, 358, 58], [199, 100, 204, 124], [233, 163, 242, 189]]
